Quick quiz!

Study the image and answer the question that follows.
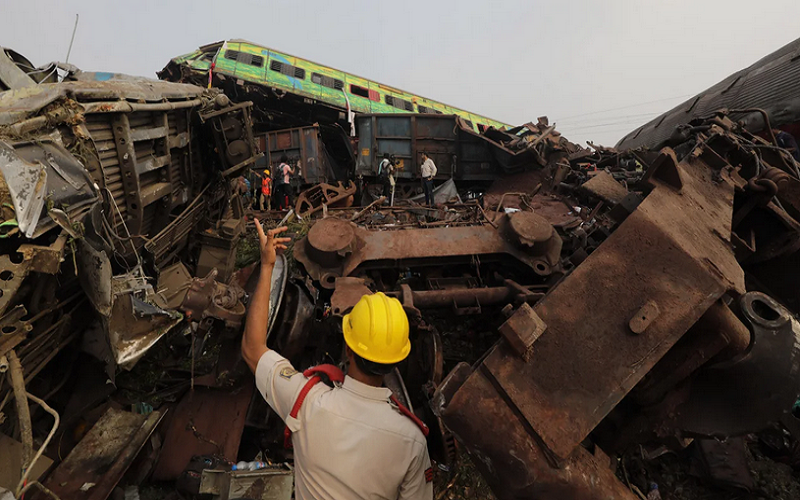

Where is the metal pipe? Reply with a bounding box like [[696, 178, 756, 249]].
[[729, 107, 795, 173], [15, 391, 60, 497], [16, 481, 62, 500], [6, 351, 32, 473], [388, 285, 543, 309]]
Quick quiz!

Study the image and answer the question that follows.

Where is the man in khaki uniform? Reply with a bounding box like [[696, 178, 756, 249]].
[[242, 221, 433, 500]]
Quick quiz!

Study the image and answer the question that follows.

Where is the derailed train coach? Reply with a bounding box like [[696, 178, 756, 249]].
[[617, 35, 800, 152], [0, 46, 262, 420]]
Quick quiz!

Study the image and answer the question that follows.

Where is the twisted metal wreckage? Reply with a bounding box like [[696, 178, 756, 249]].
[[1, 44, 800, 500]]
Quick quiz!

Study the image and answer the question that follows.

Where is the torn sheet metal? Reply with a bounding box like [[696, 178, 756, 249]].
[[0, 139, 99, 239], [406, 177, 462, 205], [106, 275, 183, 369], [81, 260, 183, 370], [0, 141, 46, 237], [0, 48, 36, 90], [43, 408, 163, 500]]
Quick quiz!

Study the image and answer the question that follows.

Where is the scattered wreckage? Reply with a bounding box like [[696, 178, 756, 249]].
[[1, 42, 800, 500]]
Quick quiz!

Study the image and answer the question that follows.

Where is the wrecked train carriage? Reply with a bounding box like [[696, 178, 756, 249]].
[[291, 114, 800, 500], [288, 114, 584, 214], [255, 123, 353, 186], [0, 72, 261, 375], [159, 39, 511, 134], [617, 36, 800, 152]]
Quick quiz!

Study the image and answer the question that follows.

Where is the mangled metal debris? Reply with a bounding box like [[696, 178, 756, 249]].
[[2, 38, 800, 500]]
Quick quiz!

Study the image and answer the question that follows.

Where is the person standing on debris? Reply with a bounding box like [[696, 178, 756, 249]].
[[242, 221, 433, 500], [240, 175, 252, 208], [276, 155, 296, 210], [378, 153, 398, 204], [419, 152, 437, 207], [260, 169, 272, 211]]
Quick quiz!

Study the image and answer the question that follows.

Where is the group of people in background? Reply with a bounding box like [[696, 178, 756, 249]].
[[377, 151, 437, 207], [240, 150, 444, 210], [238, 155, 296, 211]]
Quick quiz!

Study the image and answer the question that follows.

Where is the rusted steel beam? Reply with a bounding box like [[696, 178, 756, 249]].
[[437, 364, 639, 500], [294, 212, 562, 288]]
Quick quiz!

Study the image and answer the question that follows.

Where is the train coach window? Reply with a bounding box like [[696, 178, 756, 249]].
[[350, 84, 380, 102], [350, 84, 369, 98], [312, 73, 344, 90], [464, 120, 474, 129], [270, 60, 306, 80], [386, 95, 414, 111], [418, 105, 437, 114], [477, 124, 487, 133], [224, 50, 264, 67]]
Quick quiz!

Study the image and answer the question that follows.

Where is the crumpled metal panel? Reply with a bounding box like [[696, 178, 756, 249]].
[[0, 79, 204, 125], [106, 282, 183, 369], [440, 143, 747, 499], [0, 141, 46, 237], [477, 149, 744, 461]]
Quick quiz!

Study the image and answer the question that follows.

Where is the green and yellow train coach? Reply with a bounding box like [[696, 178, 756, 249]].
[[163, 39, 511, 133]]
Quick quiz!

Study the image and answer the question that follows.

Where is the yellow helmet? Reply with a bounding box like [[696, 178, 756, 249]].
[[264, 169, 270, 175], [343, 292, 410, 364]]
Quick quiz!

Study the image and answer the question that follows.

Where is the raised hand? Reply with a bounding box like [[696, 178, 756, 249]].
[[254, 219, 291, 267]]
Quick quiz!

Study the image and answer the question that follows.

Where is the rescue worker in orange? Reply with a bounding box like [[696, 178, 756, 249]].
[[242, 221, 433, 500], [260, 169, 272, 211]]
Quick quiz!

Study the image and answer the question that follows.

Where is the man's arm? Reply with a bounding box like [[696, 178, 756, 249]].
[[398, 444, 433, 500], [241, 220, 290, 373]]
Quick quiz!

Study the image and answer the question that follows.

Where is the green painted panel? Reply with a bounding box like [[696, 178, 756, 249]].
[[172, 41, 513, 130]]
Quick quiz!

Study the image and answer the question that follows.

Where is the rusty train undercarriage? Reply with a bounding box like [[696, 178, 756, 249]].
[[1, 45, 800, 500]]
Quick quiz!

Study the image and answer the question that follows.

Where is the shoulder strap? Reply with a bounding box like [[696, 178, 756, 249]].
[[284, 364, 344, 449], [283, 365, 429, 448], [390, 395, 430, 437]]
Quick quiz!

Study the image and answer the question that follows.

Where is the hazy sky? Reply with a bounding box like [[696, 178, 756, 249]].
[[2, 0, 799, 146]]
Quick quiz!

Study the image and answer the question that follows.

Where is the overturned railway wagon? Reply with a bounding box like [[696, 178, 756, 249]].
[[354, 113, 579, 182], [159, 39, 512, 133], [617, 35, 800, 151]]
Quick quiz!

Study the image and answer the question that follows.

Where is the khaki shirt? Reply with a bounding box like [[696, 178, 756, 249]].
[[256, 350, 433, 500], [420, 159, 437, 179]]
